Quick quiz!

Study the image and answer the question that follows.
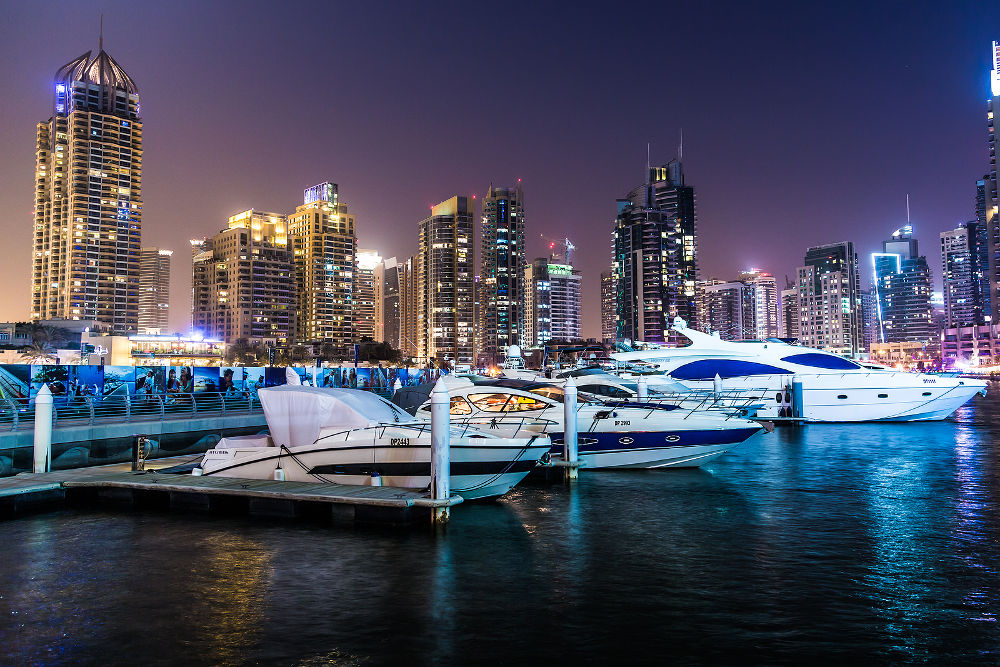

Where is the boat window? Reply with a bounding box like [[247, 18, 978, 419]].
[[504, 395, 550, 412], [878, 393, 888, 398], [780, 353, 860, 370], [922, 391, 932, 396], [579, 384, 632, 398], [838, 395, 848, 399], [669, 359, 789, 381], [529, 386, 564, 402], [450, 396, 472, 415], [468, 393, 513, 412]]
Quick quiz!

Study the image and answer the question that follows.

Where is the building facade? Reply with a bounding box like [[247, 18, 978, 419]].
[[138, 247, 171, 333], [191, 210, 294, 344], [780, 283, 799, 339], [286, 183, 356, 346], [379, 257, 402, 348], [355, 249, 380, 341], [795, 242, 864, 356], [525, 258, 582, 347], [32, 46, 142, 332], [740, 270, 779, 339], [872, 225, 935, 343], [941, 221, 989, 327], [418, 197, 475, 366], [399, 256, 419, 359], [613, 160, 697, 343], [696, 280, 754, 340], [478, 185, 526, 365], [984, 42, 1000, 318]]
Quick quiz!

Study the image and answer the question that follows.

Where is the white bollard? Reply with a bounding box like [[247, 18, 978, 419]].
[[713, 373, 723, 402], [312, 363, 319, 387], [33, 384, 53, 474], [637, 375, 648, 401], [430, 377, 451, 524], [563, 375, 579, 480], [393, 377, 403, 395]]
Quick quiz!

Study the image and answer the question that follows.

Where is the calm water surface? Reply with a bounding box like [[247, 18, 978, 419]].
[[3, 393, 1000, 665]]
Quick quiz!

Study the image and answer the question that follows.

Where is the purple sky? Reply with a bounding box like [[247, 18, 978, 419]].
[[1, 1, 996, 338]]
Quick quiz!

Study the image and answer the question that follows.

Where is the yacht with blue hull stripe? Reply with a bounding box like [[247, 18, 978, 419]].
[[394, 376, 763, 469]]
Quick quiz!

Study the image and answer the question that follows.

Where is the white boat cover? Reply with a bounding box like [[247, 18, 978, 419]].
[[258, 385, 413, 447], [216, 434, 273, 448]]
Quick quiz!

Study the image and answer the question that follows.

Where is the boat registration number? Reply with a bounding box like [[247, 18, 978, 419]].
[[390, 438, 411, 446], [614, 420, 631, 426]]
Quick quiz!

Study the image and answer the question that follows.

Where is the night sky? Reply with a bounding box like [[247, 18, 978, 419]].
[[1, 1, 996, 337]]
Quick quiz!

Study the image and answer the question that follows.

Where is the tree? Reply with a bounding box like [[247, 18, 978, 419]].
[[19, 342, 57, 364], [224, 338, 269, 365]]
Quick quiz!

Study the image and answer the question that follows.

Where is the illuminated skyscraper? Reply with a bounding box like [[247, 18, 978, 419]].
[[191, 210, 294, 344], [138, 247, 171, 332], [984, 42, 1000, 317], [872, 225, 934, 343], [418, 197, 475, 366], [32, 44, 142, 332], [478, 185, 526, 365], [795, 242, 864, 355], [613, 159, 697, 343], [600, 270, 615, 345], [941, 221, 989, 327], [287, 183, 356, 346], [525, 257, 581, 346], [399, 256, 419, 358], [378, 257, 402, 348]]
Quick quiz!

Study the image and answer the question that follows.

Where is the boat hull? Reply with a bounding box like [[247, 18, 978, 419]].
[[200, 438, 551, 500], [548, 427, 761, 468]]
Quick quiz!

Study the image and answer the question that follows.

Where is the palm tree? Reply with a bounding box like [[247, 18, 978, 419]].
[[19, 342, 57, 364]]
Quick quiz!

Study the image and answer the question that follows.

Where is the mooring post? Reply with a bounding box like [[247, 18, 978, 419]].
[[564, 375, 579, 480], [792, 375, 804, 421], [637, 375, 648, 400], [392, 377, 403, 395], [430, 377, 451, 525], [713, 373, 723, 402], [33, 384, 53, 474], [312, 363, 319, 387]]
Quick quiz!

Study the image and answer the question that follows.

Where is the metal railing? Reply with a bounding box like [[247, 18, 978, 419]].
[[0, 391, 262, 431], [314, 416, 560, 444], [591, 388, 770, 421]]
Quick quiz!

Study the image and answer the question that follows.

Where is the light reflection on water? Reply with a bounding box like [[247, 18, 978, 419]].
[[2, 393, 1000, 664]]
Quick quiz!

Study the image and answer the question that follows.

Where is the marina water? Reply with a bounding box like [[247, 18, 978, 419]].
[[3, 393, 1000, 665]]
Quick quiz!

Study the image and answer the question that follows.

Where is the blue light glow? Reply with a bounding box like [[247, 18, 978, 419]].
[[56, 83, 65, 93]]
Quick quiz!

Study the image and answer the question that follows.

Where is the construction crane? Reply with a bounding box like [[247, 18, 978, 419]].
[[540, 234, 576, 265]]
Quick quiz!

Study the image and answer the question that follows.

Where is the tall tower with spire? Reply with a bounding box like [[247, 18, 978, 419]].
[[31, 40, 142, 332]]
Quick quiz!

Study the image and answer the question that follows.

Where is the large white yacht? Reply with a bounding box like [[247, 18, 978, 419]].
[[394, 376, 763, 469], [197, 386, 551, 500], [611, 323, 987, 422]]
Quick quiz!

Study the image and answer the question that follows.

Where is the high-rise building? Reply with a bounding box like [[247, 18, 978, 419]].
[[739, 269, 779, 339], [941, 221, 989, 327], [780, 283, 799, 339], [138, 247, 171, 333], [478, 185, 526, 365], [872, 225, 934, 343], [379, 257, 402, 348], [795, 242, 864, 356], [613, 159, 697, 343], [983, 42, 1000, 318], [32, 45, 142, 332], [399, 256, 419, 359], [418, 197, 475, 366], [861, 290, 878, 351], [355, 249, 381, 340], [696, 279, 754, 340], [286, 183, 356, 346], [600, 270, 615, 345], [525, 257, 582, 346], [191, 210, 294, 344]]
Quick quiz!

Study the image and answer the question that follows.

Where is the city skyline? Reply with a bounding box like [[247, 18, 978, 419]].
[[1, 2, 997, 338]]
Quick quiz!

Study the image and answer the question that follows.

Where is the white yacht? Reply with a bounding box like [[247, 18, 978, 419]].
[[197, 386, 551, 500], [611, 323, 987, 422], [394, 376, 763, 469]]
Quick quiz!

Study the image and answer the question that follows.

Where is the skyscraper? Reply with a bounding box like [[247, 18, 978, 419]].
[[418, 197, 475, 366], [32, 44, 142, 332], [796, 242, 864, 356], [191, 210, 294, 344], [399, 256, 419, 359], [740, 269, 779, 339], [941, 221, 989, 327], [600, 270, 615, 345], [613, 159, 697, 343], [984, 42, 1000, 317], [780, 282, 799, 339], [355, 249, 381, 340], [138, 247, 171, 333], [478, 185, 526, 365], [696, 279, 754, 340], [525, 257, 582, 346], [872, 225, 934, 343], [286, 182, 356, 346], [379, 257, 402, 348]]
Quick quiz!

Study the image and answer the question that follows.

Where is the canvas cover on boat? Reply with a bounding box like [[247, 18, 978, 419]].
[[258, 385, 412, 447]]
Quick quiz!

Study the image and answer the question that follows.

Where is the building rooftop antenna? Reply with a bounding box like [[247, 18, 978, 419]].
[[99, 13, 103, 51], [906, 193, 910, 223], [678, 128, 684, 162]]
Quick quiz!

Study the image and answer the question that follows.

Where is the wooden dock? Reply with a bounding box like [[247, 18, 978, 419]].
[[0, 457, 464, 526]]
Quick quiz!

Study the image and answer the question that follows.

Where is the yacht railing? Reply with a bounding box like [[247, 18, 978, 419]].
[[589, 388, 769, 421], [313, 416, 559, 444]]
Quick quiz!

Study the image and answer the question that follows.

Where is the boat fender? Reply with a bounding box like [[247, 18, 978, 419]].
[[273, 467, 285, 482], [370, 472, 383, 487]]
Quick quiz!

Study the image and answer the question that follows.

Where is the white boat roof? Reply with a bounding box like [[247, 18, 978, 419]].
[[258, 385, 413, 447], [611, 327, 789, 362]]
